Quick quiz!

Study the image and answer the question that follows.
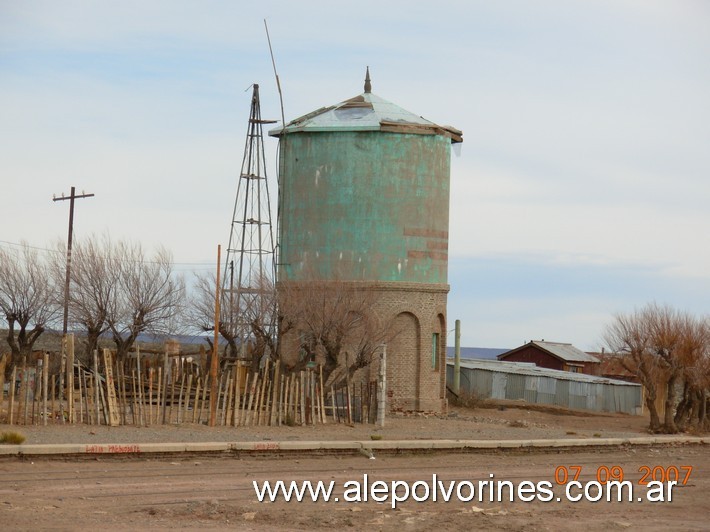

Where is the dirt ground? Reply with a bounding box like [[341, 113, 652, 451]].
[[1, 402, 708, 530], [3, 400, 655, 445]]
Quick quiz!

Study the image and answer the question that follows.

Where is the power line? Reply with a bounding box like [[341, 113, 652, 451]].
[[54, 186, 95, 335], [0, 239, 215, 267], [0, 239, 64, 254]]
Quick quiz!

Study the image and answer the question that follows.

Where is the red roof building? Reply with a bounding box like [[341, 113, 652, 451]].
[[497, 340, 601, 376]]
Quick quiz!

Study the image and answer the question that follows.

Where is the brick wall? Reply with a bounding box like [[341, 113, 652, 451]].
[[278, 281, 449, 413]]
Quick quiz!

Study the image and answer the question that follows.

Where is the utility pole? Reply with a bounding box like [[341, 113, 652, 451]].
[[209, 245, 222, 427], [53, 186, 95, 335], [454, 320, 461, 395], [53, 186, 94, 422]]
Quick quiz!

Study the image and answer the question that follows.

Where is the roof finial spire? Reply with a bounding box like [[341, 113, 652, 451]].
[[364, 66, 371, 93]]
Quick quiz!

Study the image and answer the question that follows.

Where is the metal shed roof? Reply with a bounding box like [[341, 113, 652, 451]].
[[499, 341, 600, 364], [448, 358, 639, 387]]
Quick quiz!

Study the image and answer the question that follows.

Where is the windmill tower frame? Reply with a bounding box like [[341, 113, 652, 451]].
[[223, 84, 277, 361]]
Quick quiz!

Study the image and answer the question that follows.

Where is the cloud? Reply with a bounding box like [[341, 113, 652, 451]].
[[1, 1, 708, 349], [447, 292, 615, 352], [448, 255, 710, 349]]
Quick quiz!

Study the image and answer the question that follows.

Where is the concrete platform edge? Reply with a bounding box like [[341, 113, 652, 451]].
[[0, 436, 706, 457]]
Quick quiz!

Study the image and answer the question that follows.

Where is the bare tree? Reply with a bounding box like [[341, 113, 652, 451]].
[[105, 242, 185, 360], [604, 303, 709, 433], [188, 271, 279, 368], [673, 316, 710, 430], [187, 271, 238, 357], [278, 280, 394, 384], [0, 243, 60, 376], [604, 307, 664, 431], [49, 235, 118, 362], [646, 304, 686, 432], [243, 273, 280, 366]]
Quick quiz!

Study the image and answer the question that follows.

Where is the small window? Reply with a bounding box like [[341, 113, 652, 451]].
[[431, 333, 439, 370]]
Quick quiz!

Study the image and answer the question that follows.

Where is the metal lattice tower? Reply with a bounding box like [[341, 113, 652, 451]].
[[223, 84, 277, 357]]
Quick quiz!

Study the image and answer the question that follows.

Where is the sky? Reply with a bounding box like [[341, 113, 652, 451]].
[[1, 1, 708, 352]]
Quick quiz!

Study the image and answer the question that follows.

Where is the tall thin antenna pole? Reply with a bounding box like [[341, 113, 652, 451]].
[[264, 19, 287, 281], [264, 19, 286, 132]]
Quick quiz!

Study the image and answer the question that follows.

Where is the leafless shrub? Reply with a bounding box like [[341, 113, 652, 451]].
[[450, 389, 484, 409]]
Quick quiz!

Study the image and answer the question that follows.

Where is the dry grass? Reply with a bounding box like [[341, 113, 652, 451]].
[[449, 390, 485, 409], [0, 431, 26, 444]]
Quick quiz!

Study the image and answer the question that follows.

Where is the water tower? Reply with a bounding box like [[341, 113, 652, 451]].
[[270, 70, 462, 411]]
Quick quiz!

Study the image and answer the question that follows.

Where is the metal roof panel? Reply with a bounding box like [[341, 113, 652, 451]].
[[532, 341, 600, 363], [269, 92, 462, 142], [498, 341, 600, 364], [447, 358, 639, 387]]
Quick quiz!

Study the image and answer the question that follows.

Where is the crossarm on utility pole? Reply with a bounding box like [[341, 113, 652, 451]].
[[53, 186, 94, 423]]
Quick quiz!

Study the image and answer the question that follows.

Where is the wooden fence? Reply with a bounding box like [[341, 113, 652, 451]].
[[0, 341, 377, 427]]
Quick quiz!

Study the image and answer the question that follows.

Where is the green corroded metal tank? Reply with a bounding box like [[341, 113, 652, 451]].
[[270, 71, 462, 285]]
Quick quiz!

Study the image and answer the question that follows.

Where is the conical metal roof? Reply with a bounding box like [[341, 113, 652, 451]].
[[269, 90, 462, 143]]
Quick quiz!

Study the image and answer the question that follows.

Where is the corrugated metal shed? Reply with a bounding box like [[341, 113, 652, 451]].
[[447, 358, 642, 415]]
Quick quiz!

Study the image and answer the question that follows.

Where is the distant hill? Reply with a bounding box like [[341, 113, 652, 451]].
[[1, 329, 220, 356], [446, 346, 510, 360], [3, 329, 507, 362]]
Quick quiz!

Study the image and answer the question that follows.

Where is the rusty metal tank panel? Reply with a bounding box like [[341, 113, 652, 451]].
[[270, 83, 461, 285]]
